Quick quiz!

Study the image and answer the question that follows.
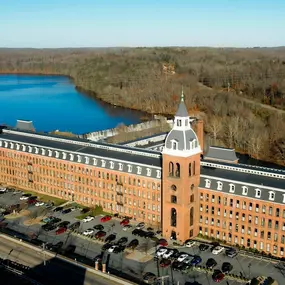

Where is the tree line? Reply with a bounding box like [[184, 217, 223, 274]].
[[0, 47, 285, 166]]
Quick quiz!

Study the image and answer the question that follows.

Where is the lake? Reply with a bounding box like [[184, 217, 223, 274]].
[[0, 74, 143, 134]]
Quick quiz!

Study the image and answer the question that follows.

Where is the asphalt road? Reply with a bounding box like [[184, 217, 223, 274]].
[[0, 237, 121, 285], [1, 191, 285, 285]]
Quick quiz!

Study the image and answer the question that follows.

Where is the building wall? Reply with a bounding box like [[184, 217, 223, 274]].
[[198, 188, 285, 258], [0, 148, 162, 227], [162, 152, 201, 242]]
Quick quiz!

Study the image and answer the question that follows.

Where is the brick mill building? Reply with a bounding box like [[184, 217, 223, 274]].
[[1, 92, 285, 257]]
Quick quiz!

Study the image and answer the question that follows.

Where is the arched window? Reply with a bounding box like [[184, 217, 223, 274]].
[[169, 162, 174, 176], [189, 163, 192, 176], [193, 161, 196, 175], [171, 208, 177, 227], [190, 207, 194, 226], [175, 163, 180, 177]]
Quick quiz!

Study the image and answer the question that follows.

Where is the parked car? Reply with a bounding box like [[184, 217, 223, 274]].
[[163, 249, 175, 259], [132, 229, 141, 236], [102, 243, 113, 251], [68, 221, 80, 231], [42, 224, 57, 232], [20, 194, 32, 200], [120, 218, 130, 226], [81, 207, 90, 214], [0, 188, 7, 193], [53, 206, 64, 212], [184, 240, 196, 248], [108, 245, 125, 254], [212, 270, 225, 283], [123, 225, 132, 231], [142, 272, 157, 284], [61, 208, 72, 214], [158, 239, 168, 247], [95, 231, 106, 239], [136, 222, 145, 230], [105, 234, 116, 243], [49, 217, 61, 224], [206, 258, 217, 269], [172, 260, 183, 271], [156, 247, 168, 258], [127, 239, 139, 249], [27, 198, 37, 205], [225, 248, 238, 258], [212, 246, 224, 255], [160, 259, 171, 268], [145, 232, 155, 239], [82, 216, 94, 223], [35, 201, 45, 207], [190, 255, 202, 266], [51, 241, 64, 252], [221, 262, 233, 273], [100, 215, 112, 222], [116, 237, 128, 245], [199, 244, 210, 251], [62, 245, 76, 254], [83, 229, 94, 236], [56, 227, 67, 235], [177, 253, 190, 263], [93, 224, 104, 231]]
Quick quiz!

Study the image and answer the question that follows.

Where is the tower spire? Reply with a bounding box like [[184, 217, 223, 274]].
[[181, 86, 184, 102]]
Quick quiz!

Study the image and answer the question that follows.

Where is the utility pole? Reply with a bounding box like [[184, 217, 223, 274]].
[[42, 243, 46, 266], [157, 275, 169, 285]]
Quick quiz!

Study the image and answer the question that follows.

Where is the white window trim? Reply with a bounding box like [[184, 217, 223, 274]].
[[137, 166, 142, 175], [101, 159, 106, 167], [242, 186, 248, 195], [110, 161, 114, 169], [127, 164, 132, 172], [93, 158, 97, 165], [119, 163, 123, 171], [282, 194, 285, 203], [171, 139, 178, 150], [62, 152, 67, 159], [147, 168, 151, 177], [85, 156, 89, 164], [156, 170, 161, 179], [77, 155, 82, 163], [205, 179, 211, 188], [70, 154, 74, 161], [48, 149, 52, 157], [41, 148, 45, 155]]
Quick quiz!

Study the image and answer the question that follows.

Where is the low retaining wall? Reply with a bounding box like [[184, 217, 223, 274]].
[[0, 233, 136, 285]]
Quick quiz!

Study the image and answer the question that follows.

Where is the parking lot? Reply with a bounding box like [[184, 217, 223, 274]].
[[0, 190, 284, 285]]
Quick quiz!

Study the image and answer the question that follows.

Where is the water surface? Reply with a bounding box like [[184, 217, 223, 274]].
[[0, 74, 143, 134]]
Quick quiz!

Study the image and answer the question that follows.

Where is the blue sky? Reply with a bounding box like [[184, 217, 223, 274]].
[[0, 0, 284, 48]]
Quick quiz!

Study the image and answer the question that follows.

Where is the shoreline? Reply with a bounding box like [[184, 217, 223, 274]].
[[1, 72, 284, 168]]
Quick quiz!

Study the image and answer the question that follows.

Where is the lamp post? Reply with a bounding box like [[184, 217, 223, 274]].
[[248, 263, 251, 279]]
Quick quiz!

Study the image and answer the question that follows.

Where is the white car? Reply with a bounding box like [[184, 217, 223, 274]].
[[35, 202, 45, 207], [183, 257, 193, 265], [108, 245, 117, 253], [83, 229, 94, 236], [0, 188, 7, 193], [123, 225, 132, 231], [177, 253, 189, 262], [163, 249, 174, 259], [82, 216, 94, 223], [185, 240, 196, 248], [212, 246, 224, 255], [156, 247, 168, 257], [20, 196, 30, 200], [136, 222, 145, 230]]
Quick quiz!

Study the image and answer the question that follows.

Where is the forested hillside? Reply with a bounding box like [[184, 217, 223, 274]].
[[0, 47, 285, 165]]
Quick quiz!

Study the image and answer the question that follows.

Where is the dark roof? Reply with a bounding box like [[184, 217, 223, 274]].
[[175, 101, 188, 117], [165, 129, 198, 151], [0, 129, 161, 168], [15, 120, 35, 132], [201, 164, 285, 189], [204, 146, 238, 162]]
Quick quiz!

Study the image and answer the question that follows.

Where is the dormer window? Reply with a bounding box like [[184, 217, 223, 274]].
[[62, 152, 66, 159], [28, 146, 32, 153], [156, 170, 161, 179], [101, 160, 106, 167], [190, 139, 196, 149], [119, 163, 123, 171], [269, 191, 275, 201], [172, 140, 178, 150], [110, 161, 114, 169], [229, 184, 235, 193], [177, 119, 182, 127], [137, 166, 142, 174], [85, 157, 89, 164], [10, 142, 14, 149], [70, 154, 74, 161], [283, 194, 285, 203], [255, 189, 261, 198], [41, 148, 45, 155], [55, 151, 59, 158], [242, 186, 248, 195], [16, 144, 20, 150], [205, 179, 211, 188], [48, 149, 52, 157], [146, 168, 151, 177], [22, 145, 26, 151], [4, 141, 8, 147], [217, 181, 223, 190], [35, 147, 39, 154], [127, 165, 132, 172], [93, 158, 97, 165], [185, 119, 188, 127], [77, 155, 82, 163]]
